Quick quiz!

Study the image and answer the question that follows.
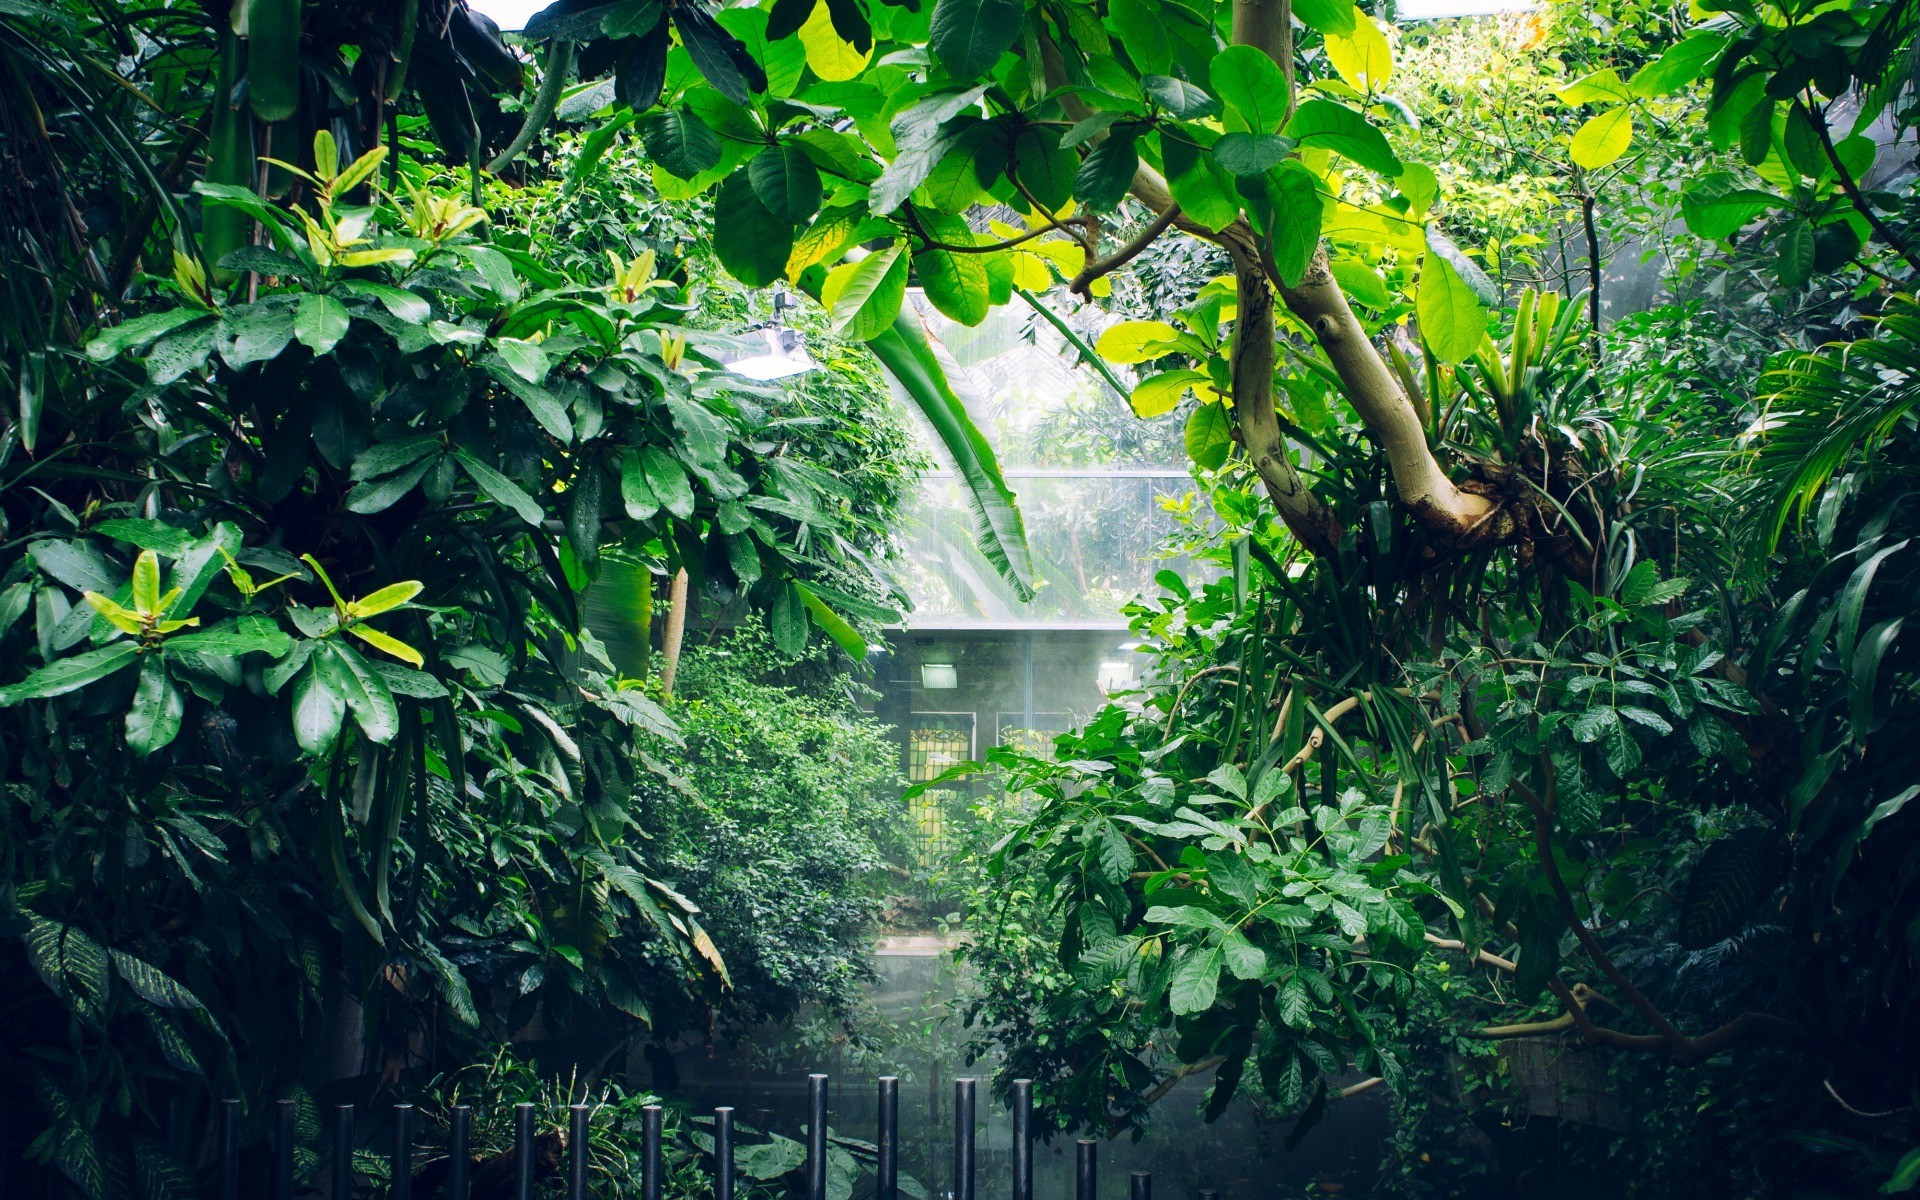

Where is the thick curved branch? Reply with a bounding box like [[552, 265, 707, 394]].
[[1071, 201, 1181, 297], [1231, 256, 1343, 553], [485, 40, 574, 175]]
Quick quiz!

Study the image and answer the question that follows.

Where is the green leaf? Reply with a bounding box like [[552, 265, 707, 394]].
[[1415, 248, 1487, 364], [330, 642, 400, 745], [1629, 31, 1726, 98], [1212, 132, 1292, 176], [1143, 75, 1218, 119], [0, 642, 139, 706], [872, 121, 968, 215], [1293, 0, 1357, 34], [824, 245, 908, 340], [1678, 827, 1781, 948], [928, 0, 1023, 79], [1211, 45, 1292, 135], [1556, 67, 1632, 105], [863, 315, 1034, 599], [294, 292, 350, 355], [914, 236, 992, 326], [1569, 106, 1633, 169], [1074, 126, 1140, 211], [452, 447, 545, 526], [1169, 943, 1223, 1014], [1011, 126, 1078, 211], [167, 616, 293, 658], [637, 107, 723, 178], [110, 949, 204, 1009], [794, 580, 867, 658], [483, 356, 574, 441], [641, 446, 695, 519], [1221, 931, 1267, 980], [1679, 172, 1781, 239], [1162, 131, 1240, 232], [748, 143, 824, 224], [1284, 100, 1403, 176], [125, 655, 184, 756], [28, 539, 116, 592], [85, 309, 208, 362], [1131, 369, 1210, 417], [619, 448, 661, 520], [768, 583, 810, 655], [338, 280, 431, 323], [1266, 160, 1323, 287], [1185, 400, 1233, 470], [345, 455, 435, 514], [713, 170, 795, 287], [1776, 218, 1816, 289], [291, 656, 347, 756]]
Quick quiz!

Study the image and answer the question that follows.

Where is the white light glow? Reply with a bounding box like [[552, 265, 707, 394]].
[[921, 663, 958, 690], [1394, 0, 1538, 18], [725, 326, 818, 381], [1096, 660, 1135, 694], [464, 0, 552, 32]]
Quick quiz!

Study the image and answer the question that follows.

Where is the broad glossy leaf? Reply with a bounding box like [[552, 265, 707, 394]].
[[1185, 401, 1233, 470], [0, 642, 139, 705], [1284, 100, 1403, 176], [1131, 369, 1210, 417], [1210, 46, 1291, 135], [824, 245, 909, 340], [713, 171, 794, 286], [290, 655, 347, 756], [1325, 17, 1392, 91], [1415, 249, 1486, 364], [928, 0, 1023, 79], [167, 616, 292, 658], [641, 446, 695, 519], [1143, 75, 1218, 119], [1212, 132, 1292, 176], [330, 642, 400, 744], [294, 292, 350, 355], [748, 144, 823, 225], [1266, 161, 1323, 287], [452, 447, 546, 526], [125, 654, 184, 756], [637, 107, 723, 179], [1074, 127, 1140, 211], [1679, 171, 1781, 239], [1168, 943, 1222, 1014], [794, 581, 866, 658], [1569, 106, 1633, 169]]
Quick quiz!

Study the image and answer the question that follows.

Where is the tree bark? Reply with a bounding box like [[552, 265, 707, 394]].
[[659, 568, 689, 700]]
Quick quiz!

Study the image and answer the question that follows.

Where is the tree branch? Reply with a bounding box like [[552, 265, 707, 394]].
[[1810, 103, 1920, 276], [1070, 201, 1181, 296]]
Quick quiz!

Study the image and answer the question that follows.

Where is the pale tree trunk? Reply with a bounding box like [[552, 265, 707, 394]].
[[659, 568, 688, 700]]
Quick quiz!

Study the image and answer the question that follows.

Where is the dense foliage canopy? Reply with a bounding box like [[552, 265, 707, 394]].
[[4, 0, 1920, 1194]]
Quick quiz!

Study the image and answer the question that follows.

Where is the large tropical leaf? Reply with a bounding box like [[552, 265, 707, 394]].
[[863, 310, 1035, 600]]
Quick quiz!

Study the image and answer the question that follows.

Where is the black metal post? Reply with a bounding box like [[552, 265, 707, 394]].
[[1131, 1173, 1150, 1200], [875, 1078, 898, 1200], [391, 1104, 413, 1200], [642, 1105, 663, 1200], [953, 1080, 976, 1200], [806, 1074, 828, 1200], [568, 1104, 591, 1200], [513, 1103, 536, 1200], [217, 1098, 239, 1200], [272, 1099, 295, 1200], [1075, 1140, 1097, 1200], [449, 1106, 472, 1200], [331, 1104, 354, 1200], [713, 1107, 735, 1200], [1010, 1080, 1032, 1200]]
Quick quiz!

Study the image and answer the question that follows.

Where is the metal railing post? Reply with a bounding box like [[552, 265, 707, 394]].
[[713, 1107, 735, 1200], [568, 1104, 591, 1200], [387, 1104, 412, 1200], [512, 1103, 536, 1200], [216, 1098, 239, 1200], [806, 1074, 828, 1200], [272, 1099, 295, 1200], [641, 1104, 663, 1200], [1075, 1140, 1097, 1200], [331, 1105, 354, 1200], [876, 1077, 898, 1200], [1010, 1080, 1032, 1200], [953, 1080, 976, 1200], [449, 1106, 472, 1200], [1130, 1172, 1150, 1200]]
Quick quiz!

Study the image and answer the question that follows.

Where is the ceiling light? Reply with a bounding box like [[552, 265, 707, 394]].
[[1096, 660, 1135, 694], [724, 325, 818, 381], [921, 663, 958, 690]]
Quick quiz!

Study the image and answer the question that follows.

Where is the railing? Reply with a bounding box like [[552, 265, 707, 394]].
[[190, 1074, 1203, 1200]]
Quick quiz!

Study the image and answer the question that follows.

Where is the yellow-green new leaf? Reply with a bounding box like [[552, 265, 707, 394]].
[[348, 624, 427, 668], [1416, 252, 1487, 365], [1097, 320, 1181, 364], [1131, 369, 1211, 417], [825, 246, 909, 341], [1570, 106, 1633, 169], [1325, 18, 1392, 92]]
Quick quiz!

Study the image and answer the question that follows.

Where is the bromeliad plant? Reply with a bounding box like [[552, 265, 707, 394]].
[[0, 135, 901, 1196]]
